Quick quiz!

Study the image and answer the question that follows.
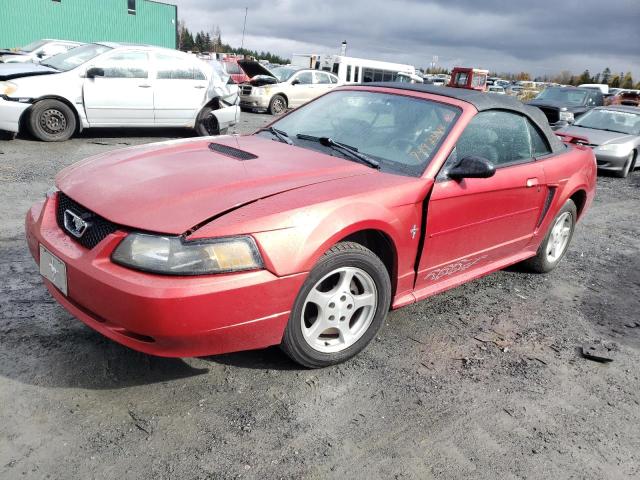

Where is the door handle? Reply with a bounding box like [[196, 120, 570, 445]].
[[526, 178, 539, 187], [193, 85, 206, 89], [138, 84, 151, 88]]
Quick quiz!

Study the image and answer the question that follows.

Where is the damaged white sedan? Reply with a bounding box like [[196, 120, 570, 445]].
[[0, 42, 239, 141]]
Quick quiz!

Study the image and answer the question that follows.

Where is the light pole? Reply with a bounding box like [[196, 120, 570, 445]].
[[240, 7, 248, 50]]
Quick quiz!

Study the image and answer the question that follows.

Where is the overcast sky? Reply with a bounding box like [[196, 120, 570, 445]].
[[167, 0, 640, 79]]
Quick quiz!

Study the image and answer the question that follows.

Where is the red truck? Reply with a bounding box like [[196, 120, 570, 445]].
[[449, 67, 489, 91]]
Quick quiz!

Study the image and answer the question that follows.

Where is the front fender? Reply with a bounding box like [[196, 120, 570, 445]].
[[188, 174, 430, 280]]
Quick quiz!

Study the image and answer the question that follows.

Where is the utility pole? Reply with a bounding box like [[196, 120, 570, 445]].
[[240, 7, 248, 50]]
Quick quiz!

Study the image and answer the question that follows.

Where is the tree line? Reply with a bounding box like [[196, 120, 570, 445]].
[[177, 22, 290, 65]]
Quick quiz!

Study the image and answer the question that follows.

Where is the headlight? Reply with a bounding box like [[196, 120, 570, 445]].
[[596, 143, 628, 154], [0, 81, 17, 96], [558, 110, 574, 122], [112, 233, 263, 275]]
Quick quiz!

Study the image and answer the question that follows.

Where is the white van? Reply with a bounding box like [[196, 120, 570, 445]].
[[315, 55, 416, 84], [579, 83, 610, 94]]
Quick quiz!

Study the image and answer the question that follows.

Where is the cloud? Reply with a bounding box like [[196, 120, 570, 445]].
[[167, 0, 640, 78]]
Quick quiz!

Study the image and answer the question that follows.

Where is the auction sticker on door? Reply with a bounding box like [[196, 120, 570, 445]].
[[39, 245, 67, 295]]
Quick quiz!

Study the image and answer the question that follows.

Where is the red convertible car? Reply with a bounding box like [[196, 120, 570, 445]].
[[26, 84, 596, 368]]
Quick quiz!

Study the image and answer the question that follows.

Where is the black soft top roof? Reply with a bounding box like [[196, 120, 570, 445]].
[[361, 83, 565, 153]]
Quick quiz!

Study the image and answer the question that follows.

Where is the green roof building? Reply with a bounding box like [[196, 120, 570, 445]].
[[1, 0, 177, 49]]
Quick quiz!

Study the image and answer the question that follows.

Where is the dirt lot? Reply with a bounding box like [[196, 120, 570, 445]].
[[1, 114, 639, 480]]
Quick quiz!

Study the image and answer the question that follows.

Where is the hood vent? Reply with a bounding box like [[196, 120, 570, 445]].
[[208, 143, 258, 160]]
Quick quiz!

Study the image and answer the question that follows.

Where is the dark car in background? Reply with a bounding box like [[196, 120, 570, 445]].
[[528, 87, 603, 129]]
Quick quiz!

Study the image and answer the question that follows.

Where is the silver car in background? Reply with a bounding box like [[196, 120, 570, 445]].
[[0, 39, 83, 64], [238, 61, 340, 115], [0, 43, 239, 141], [556, 106, 640, 178]]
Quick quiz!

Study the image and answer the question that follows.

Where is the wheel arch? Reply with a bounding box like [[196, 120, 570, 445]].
[[568, 188, 588, 220], [271, 92, 289, 106], [339, 229, 398, 297]]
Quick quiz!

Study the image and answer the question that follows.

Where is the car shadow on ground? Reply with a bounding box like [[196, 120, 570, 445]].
[[204, 346, 300, 371]]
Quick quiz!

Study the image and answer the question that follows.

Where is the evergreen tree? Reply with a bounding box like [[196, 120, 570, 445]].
[[610, 75, 621, 88], [578, 69, 591, 84], [601, 67, 611, 84], [621, 72, 633, 89]]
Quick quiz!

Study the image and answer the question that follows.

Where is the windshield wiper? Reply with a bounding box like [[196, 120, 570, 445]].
[[296, 134, 380, 169], [258, 126, 293, 145]]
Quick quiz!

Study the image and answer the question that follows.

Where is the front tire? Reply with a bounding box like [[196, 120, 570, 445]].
[[615, 152, 635, 178], [268, 95, 287, 115], [521, 199, 577, 273], [281, 242, 391, 368], [28, 99, 76, 142]]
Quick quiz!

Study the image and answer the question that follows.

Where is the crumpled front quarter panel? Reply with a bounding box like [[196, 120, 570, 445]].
[[190, 173, 431, 294]]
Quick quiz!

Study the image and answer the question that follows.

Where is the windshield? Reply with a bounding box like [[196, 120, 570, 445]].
[[535, 88, 587, 106], [271, 66, 300, 82], [266, 90, 461, 177], [41, 43, 112, 72], [19, 39, 49, 53], [574, 109, 640, 135]]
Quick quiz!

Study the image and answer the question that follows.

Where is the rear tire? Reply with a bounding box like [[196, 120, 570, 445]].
[[28, 99, 76, 142], [268, 95, 287, 115], [521, 199, 577, 273], [281, 242, 391, 368], [195, 106, 221, 136]]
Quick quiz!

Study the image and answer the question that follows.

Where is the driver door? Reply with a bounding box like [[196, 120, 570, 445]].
[[288, 71, 316, 107], [415, 110, 549, 293], [83, 50, 154, 125]]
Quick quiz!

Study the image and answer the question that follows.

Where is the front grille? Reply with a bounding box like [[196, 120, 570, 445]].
[[56, 192, 119, 249], [208, 142, 258, 160], [538, 107, 559, 124], [240, 85, 252, 95]]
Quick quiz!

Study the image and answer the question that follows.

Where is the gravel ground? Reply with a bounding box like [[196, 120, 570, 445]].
[[0, 113, 639, 480]]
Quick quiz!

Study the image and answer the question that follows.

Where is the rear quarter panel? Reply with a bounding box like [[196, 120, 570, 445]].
[[536, 143, 596, 241]]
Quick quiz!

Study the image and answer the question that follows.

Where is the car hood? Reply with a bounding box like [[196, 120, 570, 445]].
[[56, 135, 374, 234], [528, 99, 584, 111], [237, 60, 276, 79], [556, 125, 633, 146], [0, 62, 57, 80]]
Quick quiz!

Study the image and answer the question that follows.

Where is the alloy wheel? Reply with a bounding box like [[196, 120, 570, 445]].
[[301, 266, 378, 353], [546, 212, 572, 262]]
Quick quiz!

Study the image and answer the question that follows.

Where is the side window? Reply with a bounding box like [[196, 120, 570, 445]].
[[455, 110, 534, 167], [354, 66, 360, 82], [346, 65, 352, 82], [329, 74, 338, 84], [313, 72, 330, 84], [294, 71, 313, 84], [224, 62, 242, 75], [100, 52, 148, 78], [527, 121, 552, 157], [156, 54, 205, 80]]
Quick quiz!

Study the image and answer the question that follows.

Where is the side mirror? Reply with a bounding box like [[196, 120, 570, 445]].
[[291, 79, 300, 86], [447, 155, 496, 180], [36, 51, 46, 59], [86, 67, 105, 79]]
